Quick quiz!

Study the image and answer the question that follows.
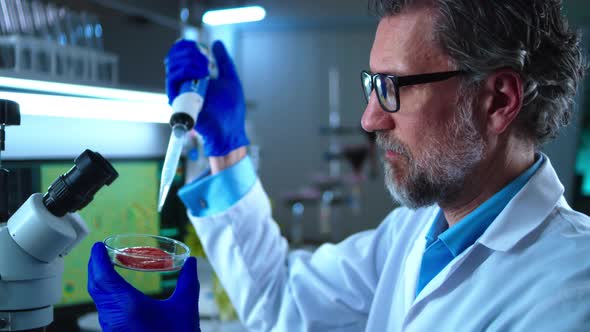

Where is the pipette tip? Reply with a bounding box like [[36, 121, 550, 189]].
[[157, 183, 171, 213], [157, 198, 164, 213]]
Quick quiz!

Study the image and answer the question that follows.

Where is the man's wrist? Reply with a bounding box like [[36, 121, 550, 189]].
[[209, 146, 248, 174]]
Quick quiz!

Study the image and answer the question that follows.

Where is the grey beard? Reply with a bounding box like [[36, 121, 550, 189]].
[[379, 101, 485, 209]]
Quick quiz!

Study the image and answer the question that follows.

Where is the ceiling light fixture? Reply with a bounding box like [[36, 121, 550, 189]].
[[202, 5, 266, 26]]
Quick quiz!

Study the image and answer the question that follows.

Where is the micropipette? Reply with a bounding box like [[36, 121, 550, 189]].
[[158, 79, 209, 212], [158, 41, 218, 212]]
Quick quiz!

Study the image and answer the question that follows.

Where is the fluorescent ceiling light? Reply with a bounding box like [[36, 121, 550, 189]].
[[0, 76, 167, 104], [0, 91, 171, 123], [202, 6, 266, 26], [0, 76, 171, 123]]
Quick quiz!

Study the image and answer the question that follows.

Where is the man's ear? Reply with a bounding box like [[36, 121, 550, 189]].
[[477, 69, 523, 135]]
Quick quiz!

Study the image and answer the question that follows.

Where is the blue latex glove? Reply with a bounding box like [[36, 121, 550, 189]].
[[87, 242, 200, 332], [165, 39, 249, 156]]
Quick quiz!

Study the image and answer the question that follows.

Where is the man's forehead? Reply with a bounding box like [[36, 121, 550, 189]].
[[370, 9, 450, 75]]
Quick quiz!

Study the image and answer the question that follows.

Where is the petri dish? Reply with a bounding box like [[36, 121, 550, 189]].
[[104, 234, 190, 272]]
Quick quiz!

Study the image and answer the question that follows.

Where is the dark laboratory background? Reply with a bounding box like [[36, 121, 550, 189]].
[[0, 0, 588, 331]]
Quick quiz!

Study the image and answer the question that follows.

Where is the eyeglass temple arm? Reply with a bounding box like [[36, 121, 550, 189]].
[[397, 71, 463, 87]]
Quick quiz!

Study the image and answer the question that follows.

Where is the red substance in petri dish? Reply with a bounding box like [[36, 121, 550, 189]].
[[116, 246, 174, 271]]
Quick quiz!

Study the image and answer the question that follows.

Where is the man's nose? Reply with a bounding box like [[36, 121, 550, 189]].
[[361, 91, 395, 133]]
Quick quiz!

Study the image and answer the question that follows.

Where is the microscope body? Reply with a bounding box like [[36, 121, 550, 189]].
[[0, 194, 89, 331], [0, 100, 118, 331]]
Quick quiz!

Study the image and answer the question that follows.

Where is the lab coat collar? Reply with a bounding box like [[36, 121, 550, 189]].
[[476, 154, 564, 252], [409, 155, 563, 310]]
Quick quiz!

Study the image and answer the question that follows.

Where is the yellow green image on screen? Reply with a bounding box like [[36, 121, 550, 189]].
[[40, 160, 163, 306]]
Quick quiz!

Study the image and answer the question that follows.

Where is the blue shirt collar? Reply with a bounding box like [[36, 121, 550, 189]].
[[426, 154, 545, 257]]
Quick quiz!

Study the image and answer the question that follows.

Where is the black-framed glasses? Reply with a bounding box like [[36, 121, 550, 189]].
[[361, 70, 464, 112]]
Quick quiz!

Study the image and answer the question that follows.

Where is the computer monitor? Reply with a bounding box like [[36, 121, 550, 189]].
[[44, 159, 163, 305]]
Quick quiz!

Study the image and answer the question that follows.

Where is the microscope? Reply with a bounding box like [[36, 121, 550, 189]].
[[0, 99, 119, 331]]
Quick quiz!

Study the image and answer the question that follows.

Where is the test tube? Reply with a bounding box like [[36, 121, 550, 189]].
[[0, 0, 16, 68], [31, 0, 49, 39], [0, 1, 9, 35], [45, 4, 64, 43], [14, 0, 31, 34], [2, 0, 19, 34], [291, 202, 304, 247], [328, 66, 341, 178], [319, 190, 333, 236]]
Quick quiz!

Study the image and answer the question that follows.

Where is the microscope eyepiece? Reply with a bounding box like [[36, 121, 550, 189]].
[[1, 99, 21, 222], [42, 149, 118, 217], [0, 99, 21, 126]]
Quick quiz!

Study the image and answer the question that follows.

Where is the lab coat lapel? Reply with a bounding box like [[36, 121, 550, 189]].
[[399, 207, 464, 327], [404, 155, 564, 325], [401, 208, 436, 313], [408, 241, 474, 308]]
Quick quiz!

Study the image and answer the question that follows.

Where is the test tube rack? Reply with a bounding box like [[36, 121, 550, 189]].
[[0, 35, 118, 85]]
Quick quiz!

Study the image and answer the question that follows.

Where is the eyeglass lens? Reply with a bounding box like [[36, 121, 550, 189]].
[[362, 72, 399, 112], [377, 75, 398, 111], [362, 72, 373, 103]]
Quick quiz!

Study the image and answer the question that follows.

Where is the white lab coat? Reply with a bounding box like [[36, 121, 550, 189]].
[[187, 157, 590, 331]]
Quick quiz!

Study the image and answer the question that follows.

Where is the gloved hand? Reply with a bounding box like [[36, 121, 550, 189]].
[[165, 39, 249, 157], [87, 242, 200, 332]]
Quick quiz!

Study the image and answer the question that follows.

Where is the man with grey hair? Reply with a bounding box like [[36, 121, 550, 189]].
[[88, 0, 589, 331]]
